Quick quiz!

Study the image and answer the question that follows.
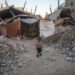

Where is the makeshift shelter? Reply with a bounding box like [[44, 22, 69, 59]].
[[4, 16, 40, 38], [0, 6, 40, 38], [21, 18, 40, 37]]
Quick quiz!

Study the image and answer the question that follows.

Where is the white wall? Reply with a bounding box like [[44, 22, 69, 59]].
[[40, 20, 55, 38]]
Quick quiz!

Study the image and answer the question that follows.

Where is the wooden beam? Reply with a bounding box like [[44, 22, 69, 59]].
[[9, 9, 15, 17]]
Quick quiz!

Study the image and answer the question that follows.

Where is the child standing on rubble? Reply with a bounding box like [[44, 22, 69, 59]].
[[36, 37, 43, 57]]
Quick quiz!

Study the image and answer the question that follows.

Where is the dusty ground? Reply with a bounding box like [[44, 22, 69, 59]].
[[10, 39, 75, 75], [1, 20, 75, 75]]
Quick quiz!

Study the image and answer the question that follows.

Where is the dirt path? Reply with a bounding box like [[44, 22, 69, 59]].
[[11, 39, 75, 75]]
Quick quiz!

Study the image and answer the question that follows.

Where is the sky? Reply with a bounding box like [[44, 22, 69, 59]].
[[0, 0, 65, 17]]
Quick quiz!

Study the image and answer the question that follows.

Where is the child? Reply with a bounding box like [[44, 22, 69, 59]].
[[36, 37, 43, 57]]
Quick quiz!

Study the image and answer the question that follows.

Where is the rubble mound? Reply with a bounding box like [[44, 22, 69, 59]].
[[0, 38, 26, 75], [57, 26, 75, 61], [55, 26, 75, 61], [44, 25, 75, 61]]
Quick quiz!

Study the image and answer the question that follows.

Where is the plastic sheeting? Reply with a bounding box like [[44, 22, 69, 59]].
[[21, 18, 39, 24], [40, 20, 55, 38], [21, 18, 40, 37]]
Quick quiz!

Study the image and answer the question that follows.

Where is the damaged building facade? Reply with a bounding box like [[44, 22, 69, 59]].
[[65, 0, 75, 20], [55, 0, 75, 33], [45, 0, 75, 20]]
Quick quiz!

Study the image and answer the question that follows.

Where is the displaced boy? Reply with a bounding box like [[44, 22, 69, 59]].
[[36, 37, 43, 57]]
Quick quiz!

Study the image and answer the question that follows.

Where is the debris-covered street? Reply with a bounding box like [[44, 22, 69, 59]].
[[0, 37, 75, 75]]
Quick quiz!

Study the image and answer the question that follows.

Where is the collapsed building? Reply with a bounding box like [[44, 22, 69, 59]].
[[55, 7, 75, 33], [44, 0, 75, 62], [44, 7, 75, 61]]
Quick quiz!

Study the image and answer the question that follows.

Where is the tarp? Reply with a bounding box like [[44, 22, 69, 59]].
[[5, 19, 21, 37], [40, 20, 55, 38], [21, 18, 39, 24], [21, 18, 40, 37]]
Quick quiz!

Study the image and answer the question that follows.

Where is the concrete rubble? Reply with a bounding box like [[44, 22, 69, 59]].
[[45, 25, 75, 62], [0, 38, 27, 75], [44, 7, 75, 62], [57, 26, 75, 62]]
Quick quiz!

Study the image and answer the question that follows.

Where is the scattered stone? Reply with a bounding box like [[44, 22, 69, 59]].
[[0, 38, 26, 74], [18, 62, 23, 68]]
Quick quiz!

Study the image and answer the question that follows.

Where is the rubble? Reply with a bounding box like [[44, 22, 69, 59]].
[[44, 12, 75, 62], [58, 26, 75, 61], [50, 25, 75, 62], [43, 7, 75, 62], [0, 38, 27, 75]]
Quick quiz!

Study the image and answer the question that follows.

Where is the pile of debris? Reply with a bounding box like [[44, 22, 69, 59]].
[[44, 26, 75, 62], [53, 7, 75, 61], [53, 26, 75, 62], [0, 38, 26, 75], [44, 7, 75, 62], [56, 25, 75, 61]]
